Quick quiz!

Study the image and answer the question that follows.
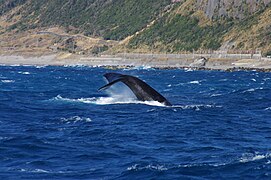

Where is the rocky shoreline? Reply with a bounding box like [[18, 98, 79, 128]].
[[0, 53, 271, 72]]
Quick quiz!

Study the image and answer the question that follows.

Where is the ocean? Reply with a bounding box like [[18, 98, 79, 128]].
[[0, 65, 270, 179]]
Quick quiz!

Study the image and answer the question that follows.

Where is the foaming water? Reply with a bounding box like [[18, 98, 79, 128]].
[[51, 95, 166, 107], [1, 79, 15, 83], [18, 71, 31, 75], [171, 104, 222, 110], [0, 65, 271, 179], [239, 153, 271, 163], [61, 116, 92, 123]]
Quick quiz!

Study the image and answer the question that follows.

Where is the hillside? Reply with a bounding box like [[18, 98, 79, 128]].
[[0, 0, 270, 56], [127, 0, 271, 55], [1, 0, 171, 40]]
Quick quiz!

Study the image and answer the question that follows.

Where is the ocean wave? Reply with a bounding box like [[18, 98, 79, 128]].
[[19, 168, 50, 173], [126, 154, 271, 174], [127, 164, 168, 171], [0, 136, 12, 141], [61, 116, 92, 124], [63, 64, 88, 68], [13, 168, 97, 174], [18, 71, 31, 75], [178, 163, 227, 168], [184, 67, 194, 72], [163, 88, 172, 92], [242, 87, 264, 93], [219, 78, 228, 82], [51, 95, 166, 107], [122, 65, 155, 71], [35, 65, 48, 68], [174, 82, 185, 87], [239, 153, 271, 163], [171, 104, 222, 111], [52, 95, 220, 109], [251, 78, 257, 82], [1, 80, 15, 83], [210, 93, 222, 97], [189, 80, 200, 84], [126, 162, 228, 173]]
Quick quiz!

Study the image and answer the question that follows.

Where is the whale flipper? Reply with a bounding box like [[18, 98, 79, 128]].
[[99, 73, 172, 106]]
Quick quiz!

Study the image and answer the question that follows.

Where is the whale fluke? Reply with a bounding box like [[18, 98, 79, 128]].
[[99, 73, 172, 106]]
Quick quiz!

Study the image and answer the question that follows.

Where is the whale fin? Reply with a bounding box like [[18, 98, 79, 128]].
[[99, 73, 172, 106], [104, 73, 123, 83], [98, 79, 122, 91]]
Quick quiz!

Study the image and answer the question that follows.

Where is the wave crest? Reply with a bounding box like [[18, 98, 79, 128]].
[[239, 153, 271, 163], [61, 116, 92, 123]]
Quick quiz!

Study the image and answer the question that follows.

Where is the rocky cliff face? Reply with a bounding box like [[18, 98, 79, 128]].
[[196, 0, 271, 19]]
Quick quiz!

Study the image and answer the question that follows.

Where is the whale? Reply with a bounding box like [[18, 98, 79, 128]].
[[99, 73, 172, 106]]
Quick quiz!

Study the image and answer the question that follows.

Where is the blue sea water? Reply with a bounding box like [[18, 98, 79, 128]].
[[0, 65, 270, 179]]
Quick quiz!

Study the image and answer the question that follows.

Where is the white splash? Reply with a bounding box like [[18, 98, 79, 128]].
[[35, 65, 48, 68], [178, 163, 226, 168], [18, 71, 30, 75], [239, 153, 271, 163], [94, 96, 166, 107], [52, 95, 166, 107], [64, 64, 87, 68], [219, 79, 228, 82], [184, 67, 194, 72], [1, 80, 15, 83], [189, 80, 200, 84], [251, 78, 257, 82], [61, 116, 92, 123], [243, 87, 263, 93], [210, 93, 222, 97], [127, 164, 168, 171], [18, 168, 50, 173], [171, 104, 222, 110], [127, 65, 154, 70]]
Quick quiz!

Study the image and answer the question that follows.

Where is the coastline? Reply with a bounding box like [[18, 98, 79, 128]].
[[0, 53, 271, 72]]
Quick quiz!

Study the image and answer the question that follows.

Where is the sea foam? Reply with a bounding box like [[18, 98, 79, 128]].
[[52, 95, 166, 107]]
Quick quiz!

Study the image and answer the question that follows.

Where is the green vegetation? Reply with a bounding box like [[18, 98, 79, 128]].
[[264, 50, 271, 57], [0, 0, 26, 15], [95, 0, 171, 40], [1, 0, 270, 54], [129, 14, 234, 52], [91, 45, 109, 54], [13, 0, 171, 40]]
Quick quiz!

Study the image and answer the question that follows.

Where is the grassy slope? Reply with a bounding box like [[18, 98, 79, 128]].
[[128, 1, 271, 54], [128, 14, 233, 52], [8, 0, 172, 41], [1, 0, 270, 55], [223, 7, 271, 55], [0, 0, 27, 15]]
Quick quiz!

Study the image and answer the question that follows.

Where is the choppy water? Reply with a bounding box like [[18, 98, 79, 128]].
[[0, 65, 271, 179]]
